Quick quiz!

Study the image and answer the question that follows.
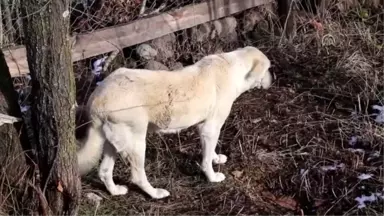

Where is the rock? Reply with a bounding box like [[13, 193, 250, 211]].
[[252, 20, 270, 39], [211, 16, 238, 42], [144, 60, 169, 70], [220, 16, 237, 36], [136, 44, 158, 60], [169, 62, 183, 70], [243, 10, 262, 32], [211, 20, 223, 39], [150, 33, 176, 60], [214, 45, 224, 54], [190, 23, 212, 42], [225, 32, 238, 43]]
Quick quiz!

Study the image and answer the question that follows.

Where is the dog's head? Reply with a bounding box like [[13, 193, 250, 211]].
[[240, 46, 273, 91]]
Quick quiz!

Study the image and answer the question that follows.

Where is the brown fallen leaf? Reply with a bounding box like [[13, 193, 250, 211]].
[[57, 181, 63, 193], [261, 191, 277, 201], [274, 196, 298, 211], [300, 209, 304, 216], [314, 199, 326, 207], [261, 191, 298, 210], [231, 170, 244, 179], [309, 19, 324, 32]]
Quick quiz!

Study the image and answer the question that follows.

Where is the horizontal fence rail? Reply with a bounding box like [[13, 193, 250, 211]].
[[4, 0, 272, 77]]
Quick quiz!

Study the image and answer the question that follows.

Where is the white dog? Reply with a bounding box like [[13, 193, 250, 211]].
[[77, 46, 272, 199]]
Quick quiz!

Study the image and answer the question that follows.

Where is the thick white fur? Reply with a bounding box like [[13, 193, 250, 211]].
[[77, 46, 272, 199]]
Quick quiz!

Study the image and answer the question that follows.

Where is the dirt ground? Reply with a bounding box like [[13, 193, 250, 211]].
[[71, 4, 384, 216]]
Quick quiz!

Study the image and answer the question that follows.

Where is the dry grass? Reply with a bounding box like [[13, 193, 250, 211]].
[[2, 1, 383, 215], [75, 2, 383, 215]]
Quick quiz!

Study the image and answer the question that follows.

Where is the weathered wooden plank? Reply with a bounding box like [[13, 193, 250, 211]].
[[4, 0, 272, 77]]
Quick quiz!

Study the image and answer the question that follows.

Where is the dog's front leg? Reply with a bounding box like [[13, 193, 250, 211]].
[[198, 122, 226, 182]]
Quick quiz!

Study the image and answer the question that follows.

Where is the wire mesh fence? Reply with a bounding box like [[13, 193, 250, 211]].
[[3, 1, 384, 214], [0, 0, 206, 47], [4, 0, 278, 127], [70, 0, 206, 34], [0, 0, 23, 47]]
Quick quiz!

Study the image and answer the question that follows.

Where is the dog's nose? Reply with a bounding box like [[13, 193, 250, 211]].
[[261, 70, 272, 89]]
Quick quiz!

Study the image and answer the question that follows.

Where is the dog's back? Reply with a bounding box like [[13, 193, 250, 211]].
[[86, 55, 233, 130]]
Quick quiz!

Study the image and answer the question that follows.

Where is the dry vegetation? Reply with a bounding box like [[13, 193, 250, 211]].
[[77, 2, 383, 215], [2, 0, 383, 215]]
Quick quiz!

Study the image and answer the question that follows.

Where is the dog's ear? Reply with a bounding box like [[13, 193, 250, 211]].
[[244, 57, 272, 89], [244, 58, 270, 80]]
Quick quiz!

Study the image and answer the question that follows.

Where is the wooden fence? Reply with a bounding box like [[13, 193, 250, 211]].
[[4, 0, 274, 77]]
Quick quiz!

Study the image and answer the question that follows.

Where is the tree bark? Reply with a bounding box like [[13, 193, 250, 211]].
[[0, 49, 34, 215], [20, 0, 81, 215], [0, 85, 26, 215]]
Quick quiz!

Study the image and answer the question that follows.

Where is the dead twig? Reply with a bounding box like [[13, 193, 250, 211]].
[[0, 113, 22, 126], [2, 0, 15, 44], [139, 0, 147, 15], [0, 2, 3, 46]]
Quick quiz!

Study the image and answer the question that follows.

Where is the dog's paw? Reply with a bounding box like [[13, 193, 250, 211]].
[[213, 154, 227, 164], [109, 185, 128, 196], [208, 172, 226, 182], [151, 188, 170, 199]]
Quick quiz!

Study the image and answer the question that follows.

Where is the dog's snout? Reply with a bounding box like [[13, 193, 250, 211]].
[[261, 70, 272, 89]]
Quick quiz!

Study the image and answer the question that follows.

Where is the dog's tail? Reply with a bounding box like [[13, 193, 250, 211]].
[[77, 117, 105, 175]]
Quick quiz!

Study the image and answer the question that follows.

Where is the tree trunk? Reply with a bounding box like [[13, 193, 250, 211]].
[[0, 87, 27, 215], [0, 54, 28, 215], [0, 49, 34, 215], [20, 0, 81, 215]]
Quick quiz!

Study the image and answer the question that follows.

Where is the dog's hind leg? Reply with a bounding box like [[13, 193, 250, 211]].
[[102, 120, 169, 199], [125, 129, 170, 199], [98, 143, 128, 195]]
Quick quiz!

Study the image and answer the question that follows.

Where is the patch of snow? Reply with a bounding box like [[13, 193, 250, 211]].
[[20, 105, 30, 113], [92, 56, 107, 76], [62, 10, 69, 18], [320, 163, 345, 171], [372, 104, 384, 124], [375, 192, 384, 199], [358, 173, 373, 180], [347, 148, 365, 154], [355, 193, 377, 209], [348, 136, 357, 146], [355, 192, 384, 209], [367, 151, 381, 161], [372, 151, 380, 157]]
